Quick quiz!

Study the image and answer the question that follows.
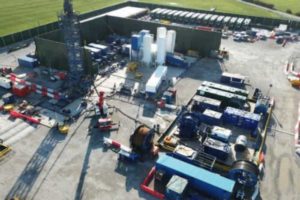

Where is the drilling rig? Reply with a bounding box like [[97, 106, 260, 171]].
[[58, 0, 85, 96]]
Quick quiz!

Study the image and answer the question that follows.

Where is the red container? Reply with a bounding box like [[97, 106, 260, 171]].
[[12, 83, 30, 97], [195, 26, 214, 32]]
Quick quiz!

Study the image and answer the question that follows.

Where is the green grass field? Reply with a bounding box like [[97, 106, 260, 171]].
[[260, 0, 300, 14], [0, 0, 281, 36], [0, 0, 122, 36]]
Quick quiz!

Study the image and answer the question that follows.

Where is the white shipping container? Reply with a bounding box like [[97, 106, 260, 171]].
[[145, 65, 167, 94], [0, 77, 12, 89]]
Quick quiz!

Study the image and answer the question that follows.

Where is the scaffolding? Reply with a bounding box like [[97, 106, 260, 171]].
[[58, 0, 84, 87]]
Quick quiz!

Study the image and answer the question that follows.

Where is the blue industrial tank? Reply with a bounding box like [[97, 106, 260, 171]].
[[179, 113, 199, 138], [254, 97, 269, 115], [131, 34, 141, 51]]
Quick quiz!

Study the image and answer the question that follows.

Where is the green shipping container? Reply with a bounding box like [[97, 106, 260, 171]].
[[197, 86, 246, 108]]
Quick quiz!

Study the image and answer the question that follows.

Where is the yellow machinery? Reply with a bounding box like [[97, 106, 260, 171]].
[[135, 72, 143, 79], [126, 62, 138, 73], [160, 20, 171, 25], [288, 76, 300, 87], [57, 122, 70, 134], [3, 104, 14, 112], [0, 143, 12, 159]]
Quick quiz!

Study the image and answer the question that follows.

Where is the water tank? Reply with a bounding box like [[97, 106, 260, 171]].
[[166, 30, 176, 53], [157, 27, 167, 40], [156, 36, 166, 65], [139, 29, 150, 46], [142, 34, 153, 64]]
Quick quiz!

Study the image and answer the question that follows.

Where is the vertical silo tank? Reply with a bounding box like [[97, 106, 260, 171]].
[[139, 29, 150, 46], [166, 30, 176, 53], [131, 34, 140, 51], [142, 34, 153, 64], [170, 30, 176, 53], [157, 27, 167, 40], [156, 36, 166, 65]]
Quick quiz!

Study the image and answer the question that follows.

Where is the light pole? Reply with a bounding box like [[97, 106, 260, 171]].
[[267, 84, 273, 96]]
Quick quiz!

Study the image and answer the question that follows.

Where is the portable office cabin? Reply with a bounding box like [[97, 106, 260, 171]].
[[155, 8, 167, 18], [184, 12, 195, 23], [150, 8, 161, 18], [197, 13, 207, 24], [229, 17, 238, 28], [243, 18, 252, 29], [203, 14, 213, 25], [173, 11, 184, 21], [236, 18, 245, 29], [167, 10, 178, 20], [179, 11, 190, 22], [190, 13, 201, 23], [216, 16, 225, 27], [221, 72, 246, 88], [161, 9, 172, 19], [223, 16, 231, 26], [209, 15, 219, 26]]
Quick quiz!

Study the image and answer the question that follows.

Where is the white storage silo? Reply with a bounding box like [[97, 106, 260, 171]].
[[142, 34, 153, 64], [157, 27, 167, 40], [156, 36, 166, 65], [166, 30, 176, 53]]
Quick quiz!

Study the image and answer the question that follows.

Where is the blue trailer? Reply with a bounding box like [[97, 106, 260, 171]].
[[223, 107, 261, 130], [156, 154, 235, 200], [166, 53, 188, 68]]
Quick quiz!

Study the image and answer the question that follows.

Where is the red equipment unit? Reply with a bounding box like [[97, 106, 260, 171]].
[[98, 91, 104, 111], [12, 83, 30, 97], [140, 167, 165, 200], [10, 110, 40, 124], [98, 118, 117, 131]]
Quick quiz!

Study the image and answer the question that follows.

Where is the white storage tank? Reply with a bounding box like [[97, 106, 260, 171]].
[[166, 30, 176, 53], [142, 34, 153, 64], [156, 36, 166, 65], [157, 27, 167, 40]]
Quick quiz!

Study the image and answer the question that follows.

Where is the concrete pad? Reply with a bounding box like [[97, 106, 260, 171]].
[[38, 108, 66, 127]]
